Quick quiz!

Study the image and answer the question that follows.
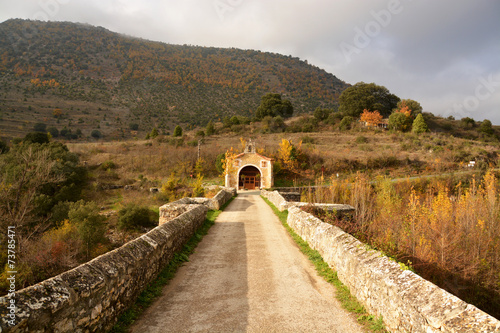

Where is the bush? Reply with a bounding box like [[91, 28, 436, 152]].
[[301, 135, 315, 144], [356, 135, 368, 144], [23, 132, 50, 144], [339, 116, 354, 131], [47, 127, 59, 138], [33, 122, 47, 132], [0, 140, 9, 154], [68, 200, 107, 259], [101, 160, 117, 171], [118, 204, 158, 231], [91, 129, 102, 139]]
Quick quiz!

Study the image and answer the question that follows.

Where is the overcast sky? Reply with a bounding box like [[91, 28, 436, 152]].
[[1, 0, 499, 123]]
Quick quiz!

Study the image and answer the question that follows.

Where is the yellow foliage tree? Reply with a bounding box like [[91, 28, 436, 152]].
[[278, 139, 299, 172], [360, 109, 383, 127], [222, 147, 237, 176]]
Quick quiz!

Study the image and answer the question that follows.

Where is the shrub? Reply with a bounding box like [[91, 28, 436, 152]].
[[47, 127, 59, 138], [91, 129, 102, 138], [118, 204, 158, 231], [23, 132, 50, 144], [355, 135, 368, 144], [301, 135, 315, 144], [101, 160, 117, 171], [68, 200, 107, 260], [339, 116, 354, 131], [0, 140, 9, 154], [33, 122, 47, 132]]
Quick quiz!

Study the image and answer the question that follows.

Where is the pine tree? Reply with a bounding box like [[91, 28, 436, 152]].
[[150, 127, 159, 139], [412, 114, 428, 134], [173, 125, 183, 137], [206, 120, 215, 136]]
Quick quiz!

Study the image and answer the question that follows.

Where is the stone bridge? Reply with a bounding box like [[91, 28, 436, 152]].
[[1, 189, 499, 332]]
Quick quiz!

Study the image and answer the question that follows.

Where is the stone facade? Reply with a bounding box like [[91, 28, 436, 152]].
[[225, 141, 273, 190], [261, 189, 500, 332], [0, 189, 234, 333]]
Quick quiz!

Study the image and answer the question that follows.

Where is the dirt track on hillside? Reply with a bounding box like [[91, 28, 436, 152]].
[[130, 191, 364, 333]]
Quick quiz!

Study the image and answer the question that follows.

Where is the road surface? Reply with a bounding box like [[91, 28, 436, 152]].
[[130, 191, 364, 333]]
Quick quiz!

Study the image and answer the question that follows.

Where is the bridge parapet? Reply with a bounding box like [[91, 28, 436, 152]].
[[286, 205, 500, 332], [0, 188, 235, 332]]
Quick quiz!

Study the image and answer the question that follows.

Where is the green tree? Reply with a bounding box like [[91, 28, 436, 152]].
[[129, 123, 139, 131], [389, 112, 412, 132], [338, 116, 354, 131], [222, 116, 231, 128], [23, 132, 50, 144], [68, 201, 106, 260], [150, 127, 159, 139], [339, 82, 400, 118], [91, 129, 102, 139], [206, 120, 215, 135], [412, 114, 428, 134], [461, 117, 476, 128], [313, 107, 333, 122], [215, 152, 225, 174], [230, 116, 240, 125], [33, 123, 47, 133], [479, 119, 494, 136], [255, 93, 294, 120], [396, 99, 422, 115], [173, 125, 183, 137], [47, 127, 59, 138]]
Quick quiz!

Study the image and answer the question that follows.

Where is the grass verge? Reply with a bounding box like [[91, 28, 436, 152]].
[[109, 195, 236, 333], [261, 196, 387, 333]]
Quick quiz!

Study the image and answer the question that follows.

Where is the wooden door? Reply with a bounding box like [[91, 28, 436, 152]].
[[244, 176, 255, 190]]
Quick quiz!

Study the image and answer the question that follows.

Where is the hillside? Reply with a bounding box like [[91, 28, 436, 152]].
[[0, 19, 348, 139]]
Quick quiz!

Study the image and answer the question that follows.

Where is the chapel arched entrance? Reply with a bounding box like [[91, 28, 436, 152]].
[[238, 165, 261, 190]]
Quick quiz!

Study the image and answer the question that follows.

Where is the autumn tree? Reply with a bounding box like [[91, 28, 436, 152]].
[[278, 139, 300, 173], [395, 99, 422, 115], [360, 109, 383, 127], [53, 108, 62, 118], [221, 147, 237, 176], [388, 101, 414, 132]]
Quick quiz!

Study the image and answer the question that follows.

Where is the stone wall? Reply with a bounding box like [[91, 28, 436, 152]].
[[286, 206, 500, 332], [0, 189, 235, 332], [260, 189, 288, 211], [261, 189, 354, 216], [159, 188, 236, 224]]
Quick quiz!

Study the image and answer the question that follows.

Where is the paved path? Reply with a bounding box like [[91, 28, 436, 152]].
[[130, 191, 364, 333]]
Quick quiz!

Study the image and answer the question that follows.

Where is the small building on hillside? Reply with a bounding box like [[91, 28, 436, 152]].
[[225, 140, 273, 190]]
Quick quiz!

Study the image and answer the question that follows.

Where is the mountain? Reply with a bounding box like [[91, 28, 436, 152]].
[[0, 19, 349, 139]]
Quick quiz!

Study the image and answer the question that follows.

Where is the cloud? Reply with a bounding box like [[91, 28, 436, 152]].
[[0, 0, 499, 122]]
